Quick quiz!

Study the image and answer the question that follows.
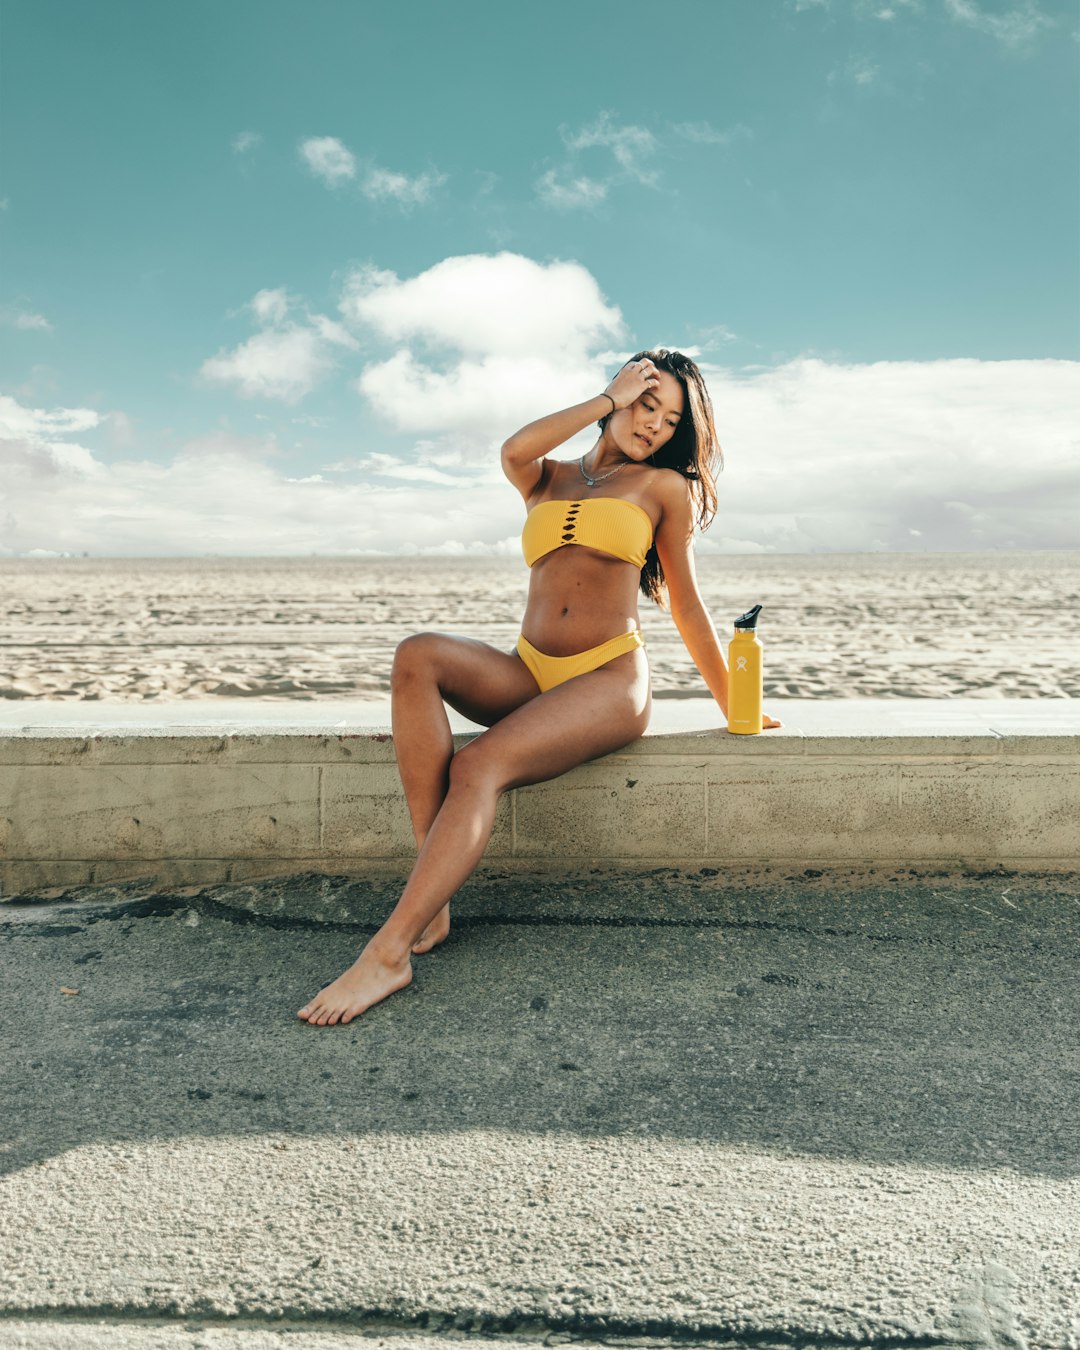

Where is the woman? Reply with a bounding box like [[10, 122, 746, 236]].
[[298, 349, 781, 1026]]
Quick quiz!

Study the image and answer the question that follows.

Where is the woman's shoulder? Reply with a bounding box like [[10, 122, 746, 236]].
[[648, 466, 694, 509]]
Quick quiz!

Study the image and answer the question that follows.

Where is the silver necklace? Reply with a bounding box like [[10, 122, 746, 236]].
[[578, 452, 626, 487]]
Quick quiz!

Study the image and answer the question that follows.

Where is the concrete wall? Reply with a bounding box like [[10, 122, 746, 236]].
[[2, 700, 1077, 893]]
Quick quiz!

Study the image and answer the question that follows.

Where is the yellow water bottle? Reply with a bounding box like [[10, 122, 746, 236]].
[[727, 604, 763, 735]]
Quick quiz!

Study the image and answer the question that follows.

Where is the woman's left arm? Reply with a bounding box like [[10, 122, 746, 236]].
[[653, 474, 782, 730]]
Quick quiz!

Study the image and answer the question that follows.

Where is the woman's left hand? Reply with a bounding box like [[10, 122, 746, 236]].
[[763, 713, 783, 729]]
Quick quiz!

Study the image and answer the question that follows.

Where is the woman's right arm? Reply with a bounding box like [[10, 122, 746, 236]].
[[500, 394, 616, 498], [500, 361, 660, 498]]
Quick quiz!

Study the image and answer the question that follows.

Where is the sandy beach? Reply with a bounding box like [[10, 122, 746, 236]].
[[1, 550, 1076, 702]]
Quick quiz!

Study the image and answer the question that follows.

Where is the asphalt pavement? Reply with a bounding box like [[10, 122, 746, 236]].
[[2, 864, 1078, 1349]]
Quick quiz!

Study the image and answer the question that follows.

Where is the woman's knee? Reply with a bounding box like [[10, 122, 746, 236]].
[[391, 632, 444, 685], [447, 739, 506, 796]]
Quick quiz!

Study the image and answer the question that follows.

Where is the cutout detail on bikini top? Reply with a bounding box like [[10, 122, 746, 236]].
[[521, 498, 653, 570]]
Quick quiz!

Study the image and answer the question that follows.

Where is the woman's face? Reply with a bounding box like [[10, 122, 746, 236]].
[[615, 369, 685, 461]]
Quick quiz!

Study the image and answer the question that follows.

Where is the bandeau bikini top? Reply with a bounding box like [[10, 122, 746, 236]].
[[521, 498, 654, 570]]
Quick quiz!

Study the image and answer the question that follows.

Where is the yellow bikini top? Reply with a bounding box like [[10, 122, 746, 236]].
[[521, 497, 654, 570]]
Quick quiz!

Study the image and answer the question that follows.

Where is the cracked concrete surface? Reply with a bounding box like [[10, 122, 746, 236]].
[[1, 867, 1078, 1349]]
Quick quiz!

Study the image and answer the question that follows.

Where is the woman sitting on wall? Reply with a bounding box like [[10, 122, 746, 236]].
[[299, 349, 781, 1025]]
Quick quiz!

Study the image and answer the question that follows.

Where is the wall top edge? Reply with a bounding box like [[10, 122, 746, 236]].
[[1, 726, 1077, 763], [2, 698, 1078, 755]]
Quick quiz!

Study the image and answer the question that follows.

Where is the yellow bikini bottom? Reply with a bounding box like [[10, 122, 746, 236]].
[[515, 628, 645, 693]]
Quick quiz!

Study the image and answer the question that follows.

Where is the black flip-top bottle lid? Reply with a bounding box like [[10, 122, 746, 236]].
[[733, 604, 763, 631]]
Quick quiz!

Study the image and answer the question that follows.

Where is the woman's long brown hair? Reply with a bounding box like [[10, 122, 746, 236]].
[[598, 348, 723, 607]]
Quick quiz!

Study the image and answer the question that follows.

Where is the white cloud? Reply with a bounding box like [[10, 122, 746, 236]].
[[299, 135, 356, 185], [339, 252, 623, 360], [309, 313, 356, 347], [323, 451, 462, 485], [655, 344, 704, 358], [297, 135, 443, 204], [943, 0, 1053, 46], [340, 252, 625, 454], [406, 436, 499, 470], [231, 130, 262, 154], [4, 307, 1075, 556], [249, 287, 291, 325], [0, 394, 100, 440], [697, 325, 739, 348], [361, 165, 446, 206], [355, 350, 609, 446], [6, 310, 52, 332], [853, 0, 924, 16], [536, 112, 660, 208], [535, 169, 608, 210], [0, 437, 101, 480], [200, 291, 360, 403], [828, 55, 880, 86], [562, 112, 659, 186], [0, 403, 517, 557], [0, 392, 104, 487], [103, 410, 136, 450], [694, 355, 1078, 552], [673, 121, 753, 146], [199, 327, 340, 403]]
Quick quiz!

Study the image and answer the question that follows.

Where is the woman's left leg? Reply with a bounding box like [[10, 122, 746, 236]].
[[297, 646, 650, 1025]]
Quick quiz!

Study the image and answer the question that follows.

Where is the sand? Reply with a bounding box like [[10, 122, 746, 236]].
[[1, 550, 1076, 702]]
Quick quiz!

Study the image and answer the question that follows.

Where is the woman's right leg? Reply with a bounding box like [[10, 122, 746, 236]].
[[390, 632, 541, 950]]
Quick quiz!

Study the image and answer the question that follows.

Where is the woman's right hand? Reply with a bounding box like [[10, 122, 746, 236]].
[[605, 357, 660, 411]]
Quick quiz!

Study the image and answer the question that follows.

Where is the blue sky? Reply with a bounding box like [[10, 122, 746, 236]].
[[1, 0, 1077, 556]]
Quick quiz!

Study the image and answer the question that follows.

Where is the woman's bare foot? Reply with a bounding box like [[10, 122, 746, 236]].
[[412, 902, 450, 954], [297, 938, 412, 1025]]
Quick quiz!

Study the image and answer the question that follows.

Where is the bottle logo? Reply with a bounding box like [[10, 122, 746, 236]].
[[735, 655, 748, 672]]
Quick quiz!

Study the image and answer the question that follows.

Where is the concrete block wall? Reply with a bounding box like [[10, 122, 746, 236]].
[[2, 699, 1078, 893]]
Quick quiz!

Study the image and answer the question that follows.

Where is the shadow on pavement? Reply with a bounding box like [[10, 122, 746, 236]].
[[3, 865, 1078, 1181]]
